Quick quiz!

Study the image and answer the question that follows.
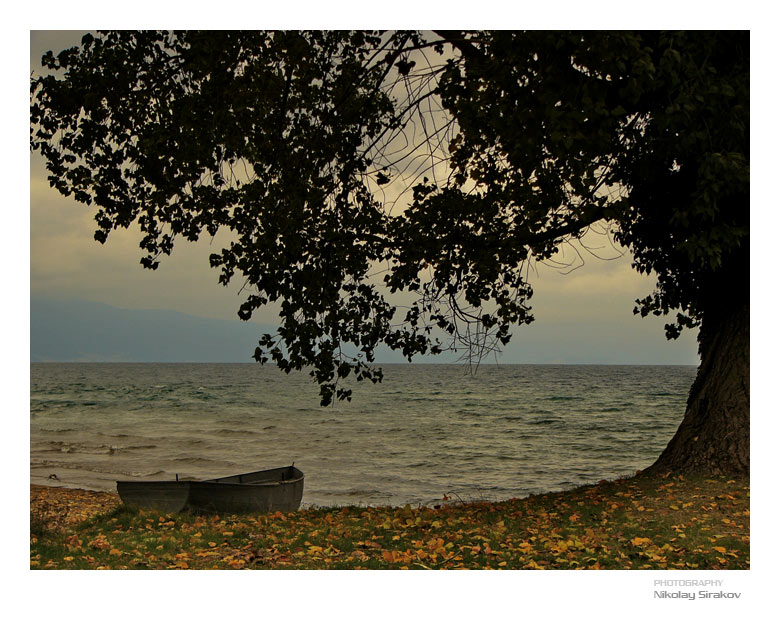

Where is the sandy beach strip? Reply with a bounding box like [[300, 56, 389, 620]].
[[31, 485, 121, 530]]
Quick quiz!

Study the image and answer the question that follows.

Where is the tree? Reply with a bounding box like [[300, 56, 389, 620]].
[[30, 30, 749, 474]]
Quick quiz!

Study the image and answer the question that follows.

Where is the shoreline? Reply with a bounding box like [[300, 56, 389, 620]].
[[31, 483, 118, 496]]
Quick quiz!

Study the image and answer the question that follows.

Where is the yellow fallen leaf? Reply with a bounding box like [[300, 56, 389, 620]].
[[713, 546, 727, 554], [65, 534, 82, 547]]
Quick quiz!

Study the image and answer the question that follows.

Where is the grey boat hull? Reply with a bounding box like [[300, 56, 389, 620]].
[[116, 466, 304, 514]]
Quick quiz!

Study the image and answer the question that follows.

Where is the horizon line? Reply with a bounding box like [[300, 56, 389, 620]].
[[30, 360, 698, 367]]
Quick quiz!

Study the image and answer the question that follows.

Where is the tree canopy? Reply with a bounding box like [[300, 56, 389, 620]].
[[31, 30, 749, 406]]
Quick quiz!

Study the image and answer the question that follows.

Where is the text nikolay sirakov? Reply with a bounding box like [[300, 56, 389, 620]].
[[654, 590, 741, 600]]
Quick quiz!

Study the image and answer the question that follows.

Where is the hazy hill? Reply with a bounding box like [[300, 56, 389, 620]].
[[30, 296, 697, 365], [30, 297, 274, 363]]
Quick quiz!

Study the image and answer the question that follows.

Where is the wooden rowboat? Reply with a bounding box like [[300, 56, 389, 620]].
[[116, 465, 304, 514]]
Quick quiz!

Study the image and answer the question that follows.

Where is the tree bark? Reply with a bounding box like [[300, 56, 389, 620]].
[[646, 302, 749, 475]]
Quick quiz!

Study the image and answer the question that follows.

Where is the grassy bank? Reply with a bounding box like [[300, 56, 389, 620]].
[[30, 473, 749, 570]]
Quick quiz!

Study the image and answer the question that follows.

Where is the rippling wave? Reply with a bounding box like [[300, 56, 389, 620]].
[[30, 363, 695, 506]]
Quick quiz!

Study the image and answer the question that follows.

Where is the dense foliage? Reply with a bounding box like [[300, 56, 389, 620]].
[[31, 31, 749, 405]]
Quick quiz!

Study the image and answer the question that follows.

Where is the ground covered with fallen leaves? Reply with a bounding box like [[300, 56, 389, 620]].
[[30, 473, 749, 570]]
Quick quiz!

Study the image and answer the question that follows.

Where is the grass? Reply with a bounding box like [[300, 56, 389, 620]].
[[30, 472, 749, 570]]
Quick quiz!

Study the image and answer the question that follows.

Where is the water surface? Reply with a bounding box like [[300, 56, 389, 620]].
[[30, 363, 695, 507]]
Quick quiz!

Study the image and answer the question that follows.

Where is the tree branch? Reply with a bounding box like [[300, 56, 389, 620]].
[[432, 30, 486, 61]]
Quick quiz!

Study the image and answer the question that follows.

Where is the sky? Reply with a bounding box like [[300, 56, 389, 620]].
[[27, 29, 702, 364]]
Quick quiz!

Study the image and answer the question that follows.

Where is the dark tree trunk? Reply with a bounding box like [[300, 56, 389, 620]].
[[646, 302, 749, 475]]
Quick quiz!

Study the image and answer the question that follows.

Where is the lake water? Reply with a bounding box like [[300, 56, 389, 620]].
[[30, 363, 696, 507]]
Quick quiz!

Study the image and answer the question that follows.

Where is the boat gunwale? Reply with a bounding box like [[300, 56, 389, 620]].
[[117, 478, 303, 489], [117, 466, 303, 487]]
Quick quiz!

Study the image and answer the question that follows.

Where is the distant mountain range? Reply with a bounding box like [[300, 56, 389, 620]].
[[30, 296, 698, 365], [30, 297, 276, 363], [29, 297, 455, 364]]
